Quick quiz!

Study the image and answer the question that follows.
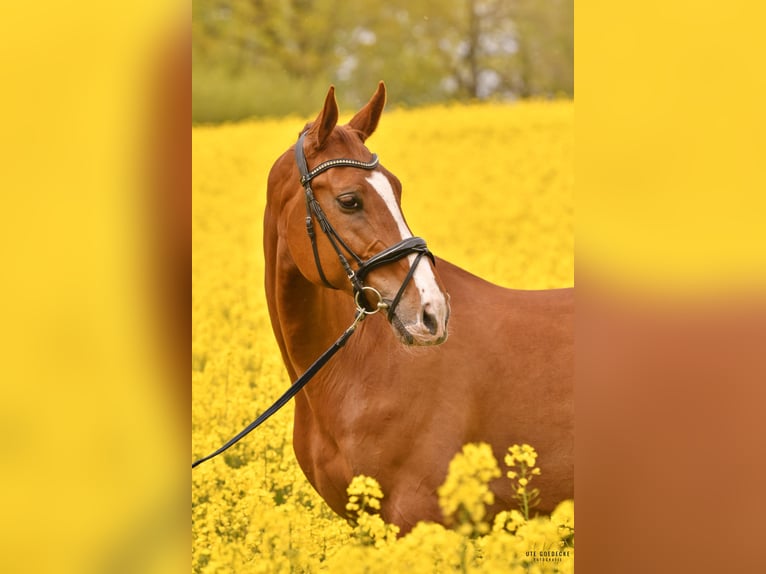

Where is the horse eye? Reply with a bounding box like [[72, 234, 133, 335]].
[[336, 194, 361, 211]]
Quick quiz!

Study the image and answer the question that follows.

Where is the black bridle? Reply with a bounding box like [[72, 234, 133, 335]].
[[191, 134, 436, 469], [295, 131, 434, 318]]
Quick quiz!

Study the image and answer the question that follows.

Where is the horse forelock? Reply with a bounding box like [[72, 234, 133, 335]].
[[298, 122, 372, 164], [332, 126, 371, 155]]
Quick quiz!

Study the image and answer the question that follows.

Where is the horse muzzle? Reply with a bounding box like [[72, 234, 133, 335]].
[[388, 291, 450, 346]]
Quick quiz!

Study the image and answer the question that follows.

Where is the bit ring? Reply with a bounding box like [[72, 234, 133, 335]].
[[355, 286, 388, 315]]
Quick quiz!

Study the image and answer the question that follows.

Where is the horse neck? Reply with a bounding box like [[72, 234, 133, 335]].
[[263, 219, 352, 381]]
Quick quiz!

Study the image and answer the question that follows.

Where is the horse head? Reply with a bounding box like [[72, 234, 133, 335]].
[[267, 82, 450, 346]]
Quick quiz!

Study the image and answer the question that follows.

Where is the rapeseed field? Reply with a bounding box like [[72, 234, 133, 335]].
[[192, 100, 573, 572]]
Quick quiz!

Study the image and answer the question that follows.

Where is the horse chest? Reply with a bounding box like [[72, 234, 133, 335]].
[[292, 369, 434, 499]]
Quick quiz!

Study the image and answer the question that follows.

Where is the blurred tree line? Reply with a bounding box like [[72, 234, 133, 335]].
[[192, 0, 572, 123]]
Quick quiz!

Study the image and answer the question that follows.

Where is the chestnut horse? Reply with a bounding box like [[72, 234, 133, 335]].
[[264, 82, 573, 534]]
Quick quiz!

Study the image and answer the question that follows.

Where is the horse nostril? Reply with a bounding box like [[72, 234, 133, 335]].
[[422, 308, 438, 335]]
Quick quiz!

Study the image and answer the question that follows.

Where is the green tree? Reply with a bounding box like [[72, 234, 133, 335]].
[[192, 0, 573, 122]]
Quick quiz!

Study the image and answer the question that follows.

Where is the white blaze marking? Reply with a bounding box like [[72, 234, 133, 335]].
[[365, 172, 443, 306]]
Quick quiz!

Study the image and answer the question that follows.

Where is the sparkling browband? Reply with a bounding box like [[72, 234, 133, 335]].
[[300, 155, 379, 186]]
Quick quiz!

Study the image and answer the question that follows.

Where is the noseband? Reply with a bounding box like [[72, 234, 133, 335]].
[[295, 131, 434, 318]]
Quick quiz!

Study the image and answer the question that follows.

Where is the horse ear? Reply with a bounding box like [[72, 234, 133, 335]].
[[307, 85, 339, 150], [347, 81, 386, 141]]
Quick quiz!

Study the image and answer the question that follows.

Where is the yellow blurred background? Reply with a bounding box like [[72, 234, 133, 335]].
[[0, 2, 188, 572], [0, 0, 764, 573], [577, 2, 766, 293]]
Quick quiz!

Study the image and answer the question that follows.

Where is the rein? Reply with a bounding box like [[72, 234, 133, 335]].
[[191, 289, 385, 469], [192, 132, 434, 469]]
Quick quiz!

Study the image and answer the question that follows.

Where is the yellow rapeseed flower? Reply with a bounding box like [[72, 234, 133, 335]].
[[192, 100, 573, 572], [437, 442, 501, 538]]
